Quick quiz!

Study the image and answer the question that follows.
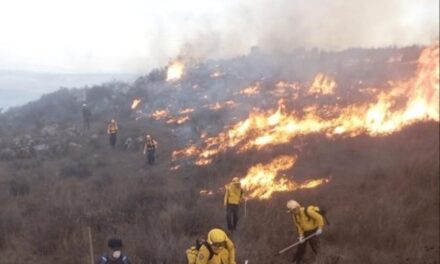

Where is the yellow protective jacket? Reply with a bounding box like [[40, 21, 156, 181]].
[[144, 138, 157, 150], [107, 122, 118, 134], [224, 182, 243, 206], [196, 238, 236, 264], [292, 206, 325, 237]]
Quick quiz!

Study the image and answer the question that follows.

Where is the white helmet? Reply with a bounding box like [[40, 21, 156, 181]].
[[286, 200, 300, 210]]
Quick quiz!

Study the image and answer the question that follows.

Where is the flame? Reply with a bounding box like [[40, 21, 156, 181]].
[[150, 109, 170, 120], [166, 60, 185, 82], [238, 85, 260, 96], [167, 115, 190, 125], [240, 156, 296, 200], [308, 74, 336, 95], [210, 155, 329, 200], [179, 108, 195, 115], [174, 44, 439, 165], [206, 100, 236, 110], [298, 178, 330, 189], [131, 99, 142, 109], [170, 165, 181, 171], [210, 71, 224, 78], [271, 81, 301, 97], [200, 189, 215, 196]]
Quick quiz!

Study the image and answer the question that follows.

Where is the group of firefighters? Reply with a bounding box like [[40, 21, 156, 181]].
[[97, 178, 325, 264], [82, 104, 158, 166], [82, 104, 326, 263]]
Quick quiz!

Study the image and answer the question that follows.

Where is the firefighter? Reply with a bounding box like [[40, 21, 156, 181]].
[[107, 119, 118, 148], [143, 134, 158, 165], [196, 228, 236, 264], [82, 103, 91, 130], [224, 177, 243, 234], [97, 238, 131, 264], [286, 200, 325, 264]]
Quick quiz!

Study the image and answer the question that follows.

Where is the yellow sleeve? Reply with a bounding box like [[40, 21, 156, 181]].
[[307, 207, 324, 229], [226, 237, 236, 264], [195, 245, 210, 264], [293, 215, 304, 237], [224, 185, 229, 207]]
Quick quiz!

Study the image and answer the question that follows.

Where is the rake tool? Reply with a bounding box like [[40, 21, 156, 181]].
[[275, 233, 318, 256]]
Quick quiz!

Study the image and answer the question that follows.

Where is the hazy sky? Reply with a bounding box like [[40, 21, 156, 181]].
[[0, 0, 438, 74]]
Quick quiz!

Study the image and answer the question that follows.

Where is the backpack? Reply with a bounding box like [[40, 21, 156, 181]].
[[304, 205, 330, 225], [186, 239, 215, 264]]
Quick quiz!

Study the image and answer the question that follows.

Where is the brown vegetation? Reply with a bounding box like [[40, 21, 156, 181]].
[[0, 46, 438, 264]]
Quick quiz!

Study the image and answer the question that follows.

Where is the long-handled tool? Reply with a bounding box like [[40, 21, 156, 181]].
[[275, 233, 318, 256], [244, 198, 247, 218], [88, 226, 95, 264]]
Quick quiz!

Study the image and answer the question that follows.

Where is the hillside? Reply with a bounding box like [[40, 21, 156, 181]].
[[0, 44, 438, 264]]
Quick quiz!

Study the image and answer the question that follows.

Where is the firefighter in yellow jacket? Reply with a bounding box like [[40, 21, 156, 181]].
[[287, 200, 325, 264], [224, 177, 243, 233], [196, 228, 236, 264], [107, 119, 118, 148]]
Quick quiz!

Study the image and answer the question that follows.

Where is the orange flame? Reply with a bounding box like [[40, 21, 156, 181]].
[[308, 74, 336, 95], [166, 60, 185, 82], [179, 108, 195, 115], [195, 156, 330, 200], [174, 44, 439, 165], [150, 109, 170, 120], [210, 71, 224, 78], [131, 99, 142, 109], [238, 85, 260, 96], [240, 156, 297, 199], [206, 100, 236, 110], [167, 115, 190, 125]]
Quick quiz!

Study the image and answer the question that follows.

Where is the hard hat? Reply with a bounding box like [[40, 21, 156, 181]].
[[207, 228, 227, 244], [83, 103, 87, 107], [108, 238, 123, 249], [232, 177, 240, 182], [286, 200, 300, 210], [111, 119, 116, 123], [146, 134, 151, 138]]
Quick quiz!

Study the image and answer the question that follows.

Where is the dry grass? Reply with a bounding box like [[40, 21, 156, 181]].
[[0, 121, 437, 264]]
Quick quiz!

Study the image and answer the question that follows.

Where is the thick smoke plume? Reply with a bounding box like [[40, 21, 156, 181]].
[[157, 0, 439, 63]]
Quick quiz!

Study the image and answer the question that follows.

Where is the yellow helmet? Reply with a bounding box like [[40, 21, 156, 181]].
[[207, 228, 227, 244], [232, 177, 240, 183], [286, 200, 300, 210]]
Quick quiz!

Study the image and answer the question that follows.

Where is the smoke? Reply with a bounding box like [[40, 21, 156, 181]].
[[1, 0, 437, 73], [153, 0, 439, 64]]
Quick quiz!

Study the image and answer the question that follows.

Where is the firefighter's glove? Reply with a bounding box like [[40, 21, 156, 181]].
[[298, 236, 305, 243], [315, 228, 323, 236]]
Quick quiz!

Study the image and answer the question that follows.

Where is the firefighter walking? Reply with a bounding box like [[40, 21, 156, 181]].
[[224, 177, 243, 234], [107, 119, 118, 148], [143, 134, 158, 165], [82, 103, 91, 130], [286, 200, 325, 264]]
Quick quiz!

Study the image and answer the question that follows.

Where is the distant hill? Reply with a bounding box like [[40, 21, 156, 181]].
[[0, 71, 137, 110]]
